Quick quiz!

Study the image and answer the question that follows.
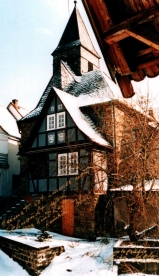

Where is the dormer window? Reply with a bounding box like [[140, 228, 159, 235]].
[[47, 112, 65, 130]]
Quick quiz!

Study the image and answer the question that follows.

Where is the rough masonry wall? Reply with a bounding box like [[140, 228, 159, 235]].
[[0, 235, 64, 276], [113, 191, 159, 237], [47, 193, 107, 239]]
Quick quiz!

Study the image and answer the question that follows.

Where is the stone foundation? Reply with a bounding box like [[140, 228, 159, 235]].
[[0, 235, 64, 276]]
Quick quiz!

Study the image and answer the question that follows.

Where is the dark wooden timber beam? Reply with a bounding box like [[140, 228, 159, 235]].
[[105, 25, 159, 50], [137, 57, 159, 69], [82, 0, 113, 32], [109, 43, 132, 75], [126, 26, 159, 51], [137, 47, 154, 56], [116, 74, 135, 98], [104, 5, 159, 40], [82, 0, 116, 80]]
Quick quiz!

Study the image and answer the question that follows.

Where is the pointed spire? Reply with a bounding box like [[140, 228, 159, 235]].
[[52, 5, 100, 76], [53, 6, 100, 58]]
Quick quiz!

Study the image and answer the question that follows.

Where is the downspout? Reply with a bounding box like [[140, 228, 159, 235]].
[[111, 101, 116, 148], [111, 101, 118, 181]]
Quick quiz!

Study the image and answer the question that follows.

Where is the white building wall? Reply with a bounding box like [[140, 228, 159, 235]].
[[0, 135, 20, 196]]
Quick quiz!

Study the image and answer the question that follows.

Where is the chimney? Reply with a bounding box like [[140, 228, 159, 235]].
[[12, 99, 19, 109]]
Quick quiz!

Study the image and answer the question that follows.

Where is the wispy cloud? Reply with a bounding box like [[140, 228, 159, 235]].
[[38, 27, 53, 36]]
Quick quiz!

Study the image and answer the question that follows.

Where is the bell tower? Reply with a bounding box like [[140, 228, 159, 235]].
[[52, 2, 100, 78]]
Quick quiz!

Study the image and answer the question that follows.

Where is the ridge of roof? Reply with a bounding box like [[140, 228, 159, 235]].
[[20, 69, 121, 122]]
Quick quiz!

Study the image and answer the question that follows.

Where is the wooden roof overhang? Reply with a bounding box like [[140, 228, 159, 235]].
[[82, 0, 159, 98]]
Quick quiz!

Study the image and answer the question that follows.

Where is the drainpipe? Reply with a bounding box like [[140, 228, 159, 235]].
[[111, 101, 116, 148]]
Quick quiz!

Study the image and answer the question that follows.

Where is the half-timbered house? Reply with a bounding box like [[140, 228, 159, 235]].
[[17, 5, 119, 238], [17, 4, 159, 238]]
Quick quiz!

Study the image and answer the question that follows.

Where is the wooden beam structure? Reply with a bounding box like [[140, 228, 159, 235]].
[[82, 0, 159, 98]]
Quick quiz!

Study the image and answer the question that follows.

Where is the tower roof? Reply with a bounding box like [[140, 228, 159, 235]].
[[52, 7, 100, 58]]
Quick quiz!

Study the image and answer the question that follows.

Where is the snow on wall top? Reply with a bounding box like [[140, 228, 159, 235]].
[[110, 179, 159, 191]]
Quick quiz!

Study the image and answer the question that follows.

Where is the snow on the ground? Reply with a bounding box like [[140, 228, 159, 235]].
[[0, 228, 157, 276]]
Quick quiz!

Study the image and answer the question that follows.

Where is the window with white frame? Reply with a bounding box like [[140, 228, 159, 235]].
[[58, 152, 78, 176], [57, 112, 65, 128], [47, 112, 65, 130], [47, 114, 55, 130]]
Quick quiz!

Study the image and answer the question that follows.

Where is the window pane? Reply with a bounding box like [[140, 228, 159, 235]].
[[57, 112, 65, 128], [47, 115, 55, 130], [68, 152, 78, 175], [49, 116, 55, 129], [59, 114, 64, 127], [58, 154, 67, 175]]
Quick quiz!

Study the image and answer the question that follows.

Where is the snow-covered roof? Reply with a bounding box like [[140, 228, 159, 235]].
[[64, 70, 120, 98], [21, 69, 121, 122], [7, 102, 29, 120], [53, 87, 112, 148], [0, 105, 20, 138], [110, 179, 159, 191], [20, 75, 59, 121]]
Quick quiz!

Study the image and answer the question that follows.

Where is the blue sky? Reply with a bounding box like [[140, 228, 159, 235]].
[[0, 0, 159, 111], [0, 0, 108, 110]]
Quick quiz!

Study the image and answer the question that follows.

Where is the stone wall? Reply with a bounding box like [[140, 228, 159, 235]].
[[0, 235, 64, 276], [113, 191, 159, 237]]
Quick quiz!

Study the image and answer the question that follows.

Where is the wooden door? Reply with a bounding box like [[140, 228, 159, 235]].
[[62, 199, 74, 236]]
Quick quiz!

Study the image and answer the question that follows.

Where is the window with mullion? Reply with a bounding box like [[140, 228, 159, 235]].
[[57, 112, 65, 128], [58, 153, 67, 175], [58, 152, 78, 176], [47, 114, 55, 130], [68, 152, 78, 175], [47, 112, 65, 130]]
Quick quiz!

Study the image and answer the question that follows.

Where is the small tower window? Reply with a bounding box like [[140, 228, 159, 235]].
[[88, 61, 93, 72]]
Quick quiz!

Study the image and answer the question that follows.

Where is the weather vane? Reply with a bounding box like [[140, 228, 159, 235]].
[[74, 1, 77, 7]]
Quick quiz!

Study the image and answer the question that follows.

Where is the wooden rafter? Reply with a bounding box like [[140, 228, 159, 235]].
[[126, 26, 159, 51], [104, 5, 159, 41], [83, 0, 113, 32], [82, 0, 159, 98], [137, 57, 159, 69], [109, 43, 131, 75]]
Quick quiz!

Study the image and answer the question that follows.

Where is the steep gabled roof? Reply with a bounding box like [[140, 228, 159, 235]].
[[52, 7, 100, 58], [20, 75, 59, 121], [7, 101, 29, 120], [53, 87, 112, 148]]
